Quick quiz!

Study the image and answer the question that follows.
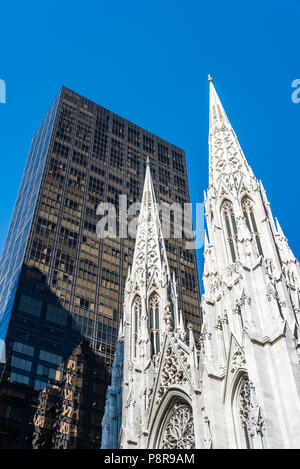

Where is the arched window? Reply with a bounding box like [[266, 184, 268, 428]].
[[149, 293, 160, 356], [132, 296, 141, 358], [233, 375, 267, 449], [242, 199, 263, 256], [158, 399, 195, 449], [222, 200, 238, 262]]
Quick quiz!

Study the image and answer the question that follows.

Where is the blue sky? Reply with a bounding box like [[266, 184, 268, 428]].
[[0, 0, 299, 279]]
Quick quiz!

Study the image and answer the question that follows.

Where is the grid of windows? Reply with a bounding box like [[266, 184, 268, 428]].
[[0, 86, 201, 449]]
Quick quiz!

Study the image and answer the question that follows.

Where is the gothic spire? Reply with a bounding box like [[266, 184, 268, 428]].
[[130, 162, 171, 291], [209, 75, 230, 128], [208, 78, 254, 187]]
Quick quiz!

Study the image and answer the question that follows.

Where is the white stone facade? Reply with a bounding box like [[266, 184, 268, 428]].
[[101, 80, 300, 449]]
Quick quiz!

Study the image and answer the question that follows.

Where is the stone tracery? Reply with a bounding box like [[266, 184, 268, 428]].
[[237, 377, 268, 449], [160, 401, 195, 449]]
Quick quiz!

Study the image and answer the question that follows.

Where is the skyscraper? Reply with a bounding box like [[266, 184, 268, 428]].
[[0, 87, 201, 448]]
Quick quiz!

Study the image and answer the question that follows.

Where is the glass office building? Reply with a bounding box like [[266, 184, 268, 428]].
[[0, 87, 201, 448]]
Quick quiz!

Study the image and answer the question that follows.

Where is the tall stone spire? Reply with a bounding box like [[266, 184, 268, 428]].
[[208, 75, 230, 127], [208, 77, 254, 187], [122, 161, 183, 372], [129, 162, 171, 293], [201, 77, 300, 450], [102, 160, 199, 450]]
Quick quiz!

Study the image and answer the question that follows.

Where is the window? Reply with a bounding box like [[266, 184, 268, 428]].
[[174, 174, 186, 195], [172, 150, 184, 174], [59, 226, 78, 249], [53, 140, 70, 158], [159, 400, 195, 449], [143, 135, 155, 154], [36, 217, 56, 239], [37, 364, 56, 379], [112, 119, 124, 138], [56, 104, 75, 142], [30, 240, 52, 265], [12, 341, 34, 357], [10, 372, 30, 386], [39, 350, 62, 366], [55, 250, 74, 275], [11, 356, 32, 372], [158, 143, 169, 166], [46, 304, 68, 326], [110, 138, 124, 169], [89, 176, 104, 194], [242, 198, 263, 256], [233, 376, 268, 449], [127, 176, 139, 203], [149, 294, 160, 356], [159, 167, 170, 186], [93, 124, 108, 162], [132, 296, 141, 358], [182, 271, 196, 292], [222, 201, 238, 262], [69, 166, 85, 191], [34, 379, 49, 391], [128, 147, 140, 175], [18, 294, 42, 318], [72, 150, 88, 168], [128, 127, 140, 147]]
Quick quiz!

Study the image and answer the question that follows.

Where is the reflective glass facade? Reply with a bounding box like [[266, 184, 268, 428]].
[[0, 87, 201, 448], [0, 95, 59, 362]]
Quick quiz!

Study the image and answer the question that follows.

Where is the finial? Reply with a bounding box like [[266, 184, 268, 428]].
[[146, 156, 150, 166], [208, 74, 213, 83]]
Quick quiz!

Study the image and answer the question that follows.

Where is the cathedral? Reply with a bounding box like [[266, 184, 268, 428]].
[[101, 78, 300, 449]]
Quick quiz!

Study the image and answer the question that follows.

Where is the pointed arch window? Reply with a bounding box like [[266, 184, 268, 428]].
[[222, 201, 238, 262], [158, 399, 195, 449], [132, 296, 141, 358], [149, 293, 160, 356], [233, 375, 267, 449], [242, 199, 263, 256]]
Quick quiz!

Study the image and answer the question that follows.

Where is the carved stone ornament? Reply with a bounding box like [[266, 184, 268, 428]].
[[231, 348, 246, 374], [157, 346, 190, 402], [238, 378, 268, 448]]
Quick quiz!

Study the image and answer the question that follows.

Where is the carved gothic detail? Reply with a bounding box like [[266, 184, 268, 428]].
[[238, 378, 268, 449], [157, 346, 190, 403], [160, 402, 195, 449], [231, 347, 246, 374], [266, 283, 278, 302]]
